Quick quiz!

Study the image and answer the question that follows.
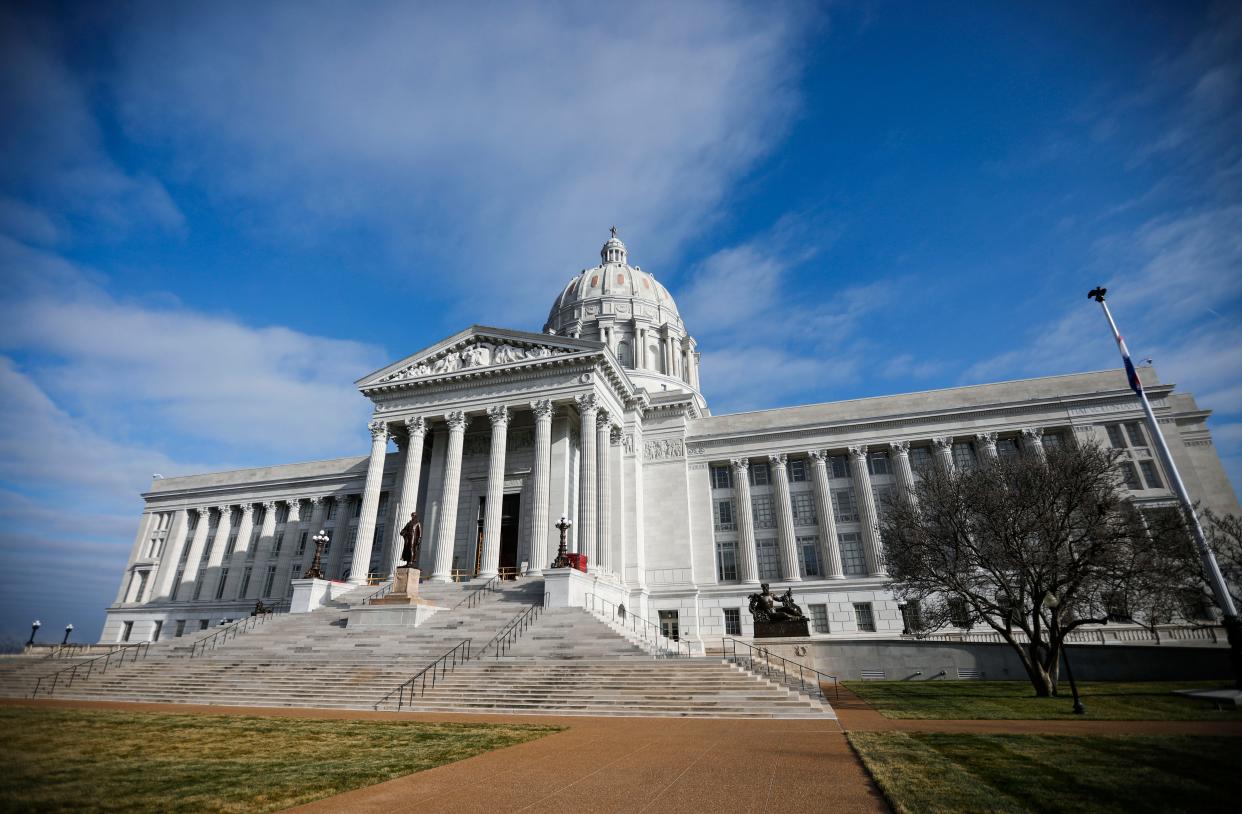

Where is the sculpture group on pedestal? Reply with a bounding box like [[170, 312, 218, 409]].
[[748, 583, 811, 638]]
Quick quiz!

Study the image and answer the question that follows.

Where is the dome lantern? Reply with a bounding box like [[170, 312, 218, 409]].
[[601, 225, 627, 265]]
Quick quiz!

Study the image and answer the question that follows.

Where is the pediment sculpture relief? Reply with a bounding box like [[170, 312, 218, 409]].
[[381, 340, 571, 383]]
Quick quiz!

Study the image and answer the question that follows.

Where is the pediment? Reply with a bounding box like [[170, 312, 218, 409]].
[[357, 326, 602, 390]]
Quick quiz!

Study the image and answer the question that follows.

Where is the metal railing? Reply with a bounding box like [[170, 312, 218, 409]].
[[32, 642, 152, 697], [723, 637, 839, 701], [585, 593, 691, 658], [478, 603, 544, 659], [449, 569, 474, 582], [363, 579, 395, 604], [497, 566, 522, 581], [373, 639, 472, 711], [453, 576, 500, 609], [909, 622, 1228, 646], [41, 643, 93, 659], [187, 603, 286, 658]]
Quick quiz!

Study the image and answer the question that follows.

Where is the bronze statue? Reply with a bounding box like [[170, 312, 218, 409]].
[[748, 583, 808, 623], [399, 511, 422, 566]]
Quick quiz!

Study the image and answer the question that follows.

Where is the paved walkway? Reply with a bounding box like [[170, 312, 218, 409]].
[[5, 699, 886, 814], [830, 685, 1242, 735]]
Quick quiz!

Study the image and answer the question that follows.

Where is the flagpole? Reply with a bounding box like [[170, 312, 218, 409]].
[[1088, 287, 1240, 686]]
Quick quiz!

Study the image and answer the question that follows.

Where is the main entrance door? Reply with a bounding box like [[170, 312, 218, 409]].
[[499, 493, 521, 575]]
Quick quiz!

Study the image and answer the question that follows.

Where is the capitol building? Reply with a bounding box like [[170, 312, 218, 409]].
[[103, 231, 1240, 646]]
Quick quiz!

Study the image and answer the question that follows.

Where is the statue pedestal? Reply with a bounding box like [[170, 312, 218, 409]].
[[754, 619, 810, 638], [370, 567, 422, 605]]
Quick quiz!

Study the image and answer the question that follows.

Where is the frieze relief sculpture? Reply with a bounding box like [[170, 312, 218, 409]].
[[381, 340, 569, 382], [642, 438, 685, 460]]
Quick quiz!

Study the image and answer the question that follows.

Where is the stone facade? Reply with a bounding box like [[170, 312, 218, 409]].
[[102, 233, 1241, 646]]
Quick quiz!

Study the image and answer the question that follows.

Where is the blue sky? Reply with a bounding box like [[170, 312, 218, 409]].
[[1, 1, 1239, 644]]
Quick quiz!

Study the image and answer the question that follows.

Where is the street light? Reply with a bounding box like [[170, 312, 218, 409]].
[[1042, 593, 1084, 715], [304, 529, 329, 580], [62, 624, 74, 645], [1088, 287, 1241, 689], [551, 516, 573, 568], [26, 620, 41, 648]]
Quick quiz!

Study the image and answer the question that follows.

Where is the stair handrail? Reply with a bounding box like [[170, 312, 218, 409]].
[[722, 636, 839, 701], [476, 603, 544, 660], [42, 643, 92, 659], [373, 638, 472, 711], [362, 578, 395, 604], [584, 592, 691, 658], [32, 641, 152, 698], [187, 603, 286, 658], [453, 576, 500, 609]]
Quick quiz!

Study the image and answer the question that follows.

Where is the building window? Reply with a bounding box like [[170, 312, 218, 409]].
[[900, 601, 922, 634], [829, 455, 850, 479], [1124, 421, 1147, 448], [723, 608, 742, 636], [296, 531, 308, 556], [658, 610, 680, 641], [839, 532, 866, 576], [239, 567, 252, 598], [215, 568, 229, 600], [171, 569, 184, 601], [223, 530, 238, 558], [273, 532, 284, 556], [797, 535, 821, 578], [711, 465, 733, 490], [340, 559, 352, 580], [791, 493, 816, 525], [1042, 432, 1064, 450], [750, 463, 770, 486], [716, 541, 738, 582], [174, 620, 186, 638], [854, 602, 876, 632], [831, 489, 858, 523], [787, 459, 807, 482], [151, 620, 163, 642], [952, 442, 976, 470], [752, 494, 775, 529], [1119, 462, 1143, 490], [377, 493, 389, 517], [199, 619, 209, 631], [353, 500, 362, 518], [868, 453, 891, 477], [346, 528, 358, 553], [326, 501, 337, 520], [997, 438, 1020, 459], [192, 567, 206, 600], [713, 500, 737, 532], [909, 447, 934, 474], [262, 565, 277, 597], [871, 484, 897, 519], [1106, 424, 1127, 448], [276, 504, 289, 524], [120, 621, 132, 642], [808, 604, 830, 634], [948, 598, 971, 628], [1139, 460, 1163, 490], [756, 538, 780, 581]]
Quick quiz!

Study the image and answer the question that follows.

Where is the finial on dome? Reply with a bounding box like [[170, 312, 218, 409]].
[[601, 226, 627, 264]]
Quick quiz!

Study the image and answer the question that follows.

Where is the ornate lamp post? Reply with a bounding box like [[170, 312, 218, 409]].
[[26, 620, 40, 648], [551, 516, 573, 569], [62, 624, 74, 645], [303, 529, 330, 580]]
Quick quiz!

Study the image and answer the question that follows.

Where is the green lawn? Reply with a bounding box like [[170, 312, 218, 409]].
[[849, 732, 1242, 814], [844, 679, 1241, 720], [0, 706, 559, 813]]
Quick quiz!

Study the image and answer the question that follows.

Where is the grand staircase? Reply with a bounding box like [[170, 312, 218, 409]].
[[1, 578, 834, 719]]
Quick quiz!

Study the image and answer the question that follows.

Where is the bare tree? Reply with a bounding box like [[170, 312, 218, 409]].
[[1204, 511, 1242, 612], [879, 442, 1201, 697]]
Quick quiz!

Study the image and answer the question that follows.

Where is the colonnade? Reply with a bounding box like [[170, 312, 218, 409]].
[[721, 428, 1048, 586]]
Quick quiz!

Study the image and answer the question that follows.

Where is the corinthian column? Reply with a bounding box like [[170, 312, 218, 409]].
[[200, 505, 233, 599], [527, 399, 554, 573], [388, 416, 427, 575], [769, 453, 802, 581], [348, 420, 390, 585], [152, 509, 190, 600], [177, 507, 213, 600], [731, 458, 760, 584], [932, 436, 955, 472], [596, 411, 613, 574], [245, 502, 278, 599], [221, 504, 255, 598], [975, 432, 999, 460], [430, 411, 469, 582], [479, 406, 510, 579], [808, 451, 844, 579], [889, 441, 917, 505], [1021, 427, 1045, 459], [848, 446, 886, 577], [575, 394, 598, 565]]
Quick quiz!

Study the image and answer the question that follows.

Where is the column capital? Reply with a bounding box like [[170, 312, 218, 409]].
[[195, 506, 213, 518], [335, 494, 352, 508], [530, 398, 554, 418], [309, 495, 326, 507], [888, 440, 910, 455], [730, 457, 750, 471], [1021, 427, 1043, 440], [213, 504, 231, 514], [768, 452, 788, 468], [975, 432, 998, 445], [261, 500, 278, 511], [574, 393, 598, 413], [848, 445, 869, 459], [932, 436, 953, 450], [368, 420, 389, 441], [239, 503, 255, 517], [444, 410, 469, 431], [595, 406, 611, 424], [610, 425, 624, 445], [404, 415, 427, 437], [487, 405, 510, 426], [286, 499, 302, 522]]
